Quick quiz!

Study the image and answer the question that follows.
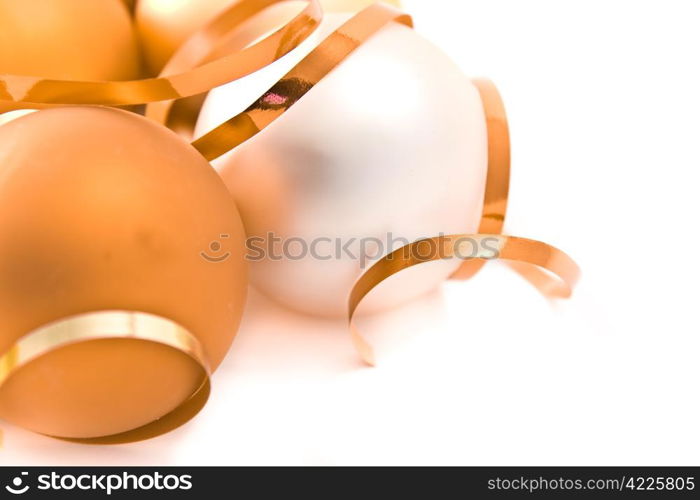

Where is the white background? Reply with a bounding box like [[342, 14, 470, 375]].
[[2, 0, 699, 465]]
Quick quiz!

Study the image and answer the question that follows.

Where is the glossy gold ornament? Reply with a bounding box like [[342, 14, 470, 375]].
[[0, 107, 247, 440]]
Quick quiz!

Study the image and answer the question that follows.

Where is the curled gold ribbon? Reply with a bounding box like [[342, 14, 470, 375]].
[[0, 311, 211, 444], [0, 0, 323, 107], [344, 76, 579, 365], [349, 236, 581, 365]]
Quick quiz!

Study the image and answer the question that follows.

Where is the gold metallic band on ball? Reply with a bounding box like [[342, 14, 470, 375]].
[[348, 235, 581, 366], [0, 0, 323, 106], [0, 311, 211, 444]]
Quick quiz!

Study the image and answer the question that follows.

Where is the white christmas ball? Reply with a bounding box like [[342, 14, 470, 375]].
[[195, 14, 488, 317]]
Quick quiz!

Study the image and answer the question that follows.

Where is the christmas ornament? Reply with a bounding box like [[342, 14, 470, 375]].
[[0, 107, 248, 442], [188, 3, 579, 363], [0, 0, 141, 113], [195, 13, 488, 316]]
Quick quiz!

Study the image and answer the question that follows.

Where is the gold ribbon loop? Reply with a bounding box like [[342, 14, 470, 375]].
[[349, 235, 581, 366]]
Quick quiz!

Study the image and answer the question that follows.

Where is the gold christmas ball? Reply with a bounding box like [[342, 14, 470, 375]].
[[0, 107, 247, 439], [0, 0, 141, 113]]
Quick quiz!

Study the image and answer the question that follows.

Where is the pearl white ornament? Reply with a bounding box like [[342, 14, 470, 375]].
[[195, 14, 488, 317]]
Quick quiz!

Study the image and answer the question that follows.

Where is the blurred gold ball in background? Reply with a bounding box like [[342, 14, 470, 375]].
[[0, 0, 141, 113]]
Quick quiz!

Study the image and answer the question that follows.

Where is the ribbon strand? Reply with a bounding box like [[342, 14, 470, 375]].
[[191, 3, 413, 160], [451, 79, 511, 280], [349, 235, 581, 365]]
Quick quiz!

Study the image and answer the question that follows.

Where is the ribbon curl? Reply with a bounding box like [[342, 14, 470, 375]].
[[349, 235, 580, 365]]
